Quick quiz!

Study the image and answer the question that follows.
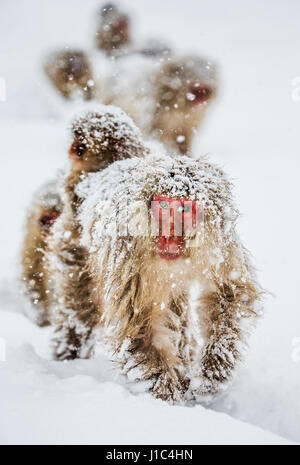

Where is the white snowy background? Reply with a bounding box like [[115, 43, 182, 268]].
[[0, 0, 299, 445]]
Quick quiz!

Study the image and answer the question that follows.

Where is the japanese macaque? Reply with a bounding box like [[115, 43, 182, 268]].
[[39, 106, 148, 356], [21, 182, 62, 326], [21, 105, 148, 328], [49, 151, 263, 402], [44, 49, 95, 100], [95, 3, 131, 55], [106, 54, 218, 154]]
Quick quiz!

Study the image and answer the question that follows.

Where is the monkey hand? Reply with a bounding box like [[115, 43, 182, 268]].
[[189, 336, 238, 400], [52, 320, 95, 361], [123, 349, 189, 403], [149, 369, 189, 404]]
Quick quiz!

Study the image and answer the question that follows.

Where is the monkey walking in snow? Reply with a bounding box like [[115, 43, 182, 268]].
[[21, 105, 149, 337], [44, 49, 96, 101], [21, 182, 62, 326], [43, 48, 218, 154], [106, 53, 217, 154], [47, 139, 263, 401], [42, 3, 131, 102], [95, 2, 131, 55], [42, 0, 218, 154], [42, 3, 130, 101]]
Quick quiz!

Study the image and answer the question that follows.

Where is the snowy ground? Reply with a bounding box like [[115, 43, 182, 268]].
[[0, 0, 299, 445]]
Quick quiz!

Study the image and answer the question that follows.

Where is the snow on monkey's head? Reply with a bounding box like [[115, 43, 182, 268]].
[[76, 153, 238, 276], [154, 56, 218, 153], [157, 56, 218, 109], [68, 105, 148, 173]]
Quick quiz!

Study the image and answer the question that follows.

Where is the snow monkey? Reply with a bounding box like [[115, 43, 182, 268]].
[[107, 54, 218, 154], [95, 3, 131, 55], [21, 182, 63, 326], [22, 105, 148, 328], [42, 106, 150, 356], [44, 49, 95, 100], [49, 152, 263, 402]]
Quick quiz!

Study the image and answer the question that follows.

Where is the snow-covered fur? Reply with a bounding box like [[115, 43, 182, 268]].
[[42, 48, 217, 155], [44, 106, 150, 357], [41, 0, 218, 155], [21, 180, 62, 327], [65, 104, 149, 212], [105, 53, 218, 154], [95, 2, 131, 55], [22, 105, 148, 331], [44, 49, 96, 101], [48, 151, 263, 402]]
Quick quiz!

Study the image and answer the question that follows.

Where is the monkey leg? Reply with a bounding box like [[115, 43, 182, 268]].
[[192, 281, 260, 397], [118, 295, 190, 402], [22, 235, 51, 327], [51, 242, 100, 361], [22, 181, 62, 327]]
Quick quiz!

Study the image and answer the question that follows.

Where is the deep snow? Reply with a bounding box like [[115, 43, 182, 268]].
[[0, 0, 299, 445]]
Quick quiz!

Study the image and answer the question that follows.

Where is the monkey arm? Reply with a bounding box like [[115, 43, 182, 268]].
[[106, 278, 190, 402], [48, 214, 100, 361], [194, 275, 261, 396]]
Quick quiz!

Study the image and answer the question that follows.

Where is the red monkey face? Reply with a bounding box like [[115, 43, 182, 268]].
[[111, 15, 130, 45], [187, 82, 212, 107], [39, 209, 61, 233], [151, 196, 202, 261], [69, 134, 88, 167]]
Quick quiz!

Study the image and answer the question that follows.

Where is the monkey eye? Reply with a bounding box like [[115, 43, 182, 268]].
[[70, 135, 87, 158], [159, 200, 169, 209], [178, 205, 191, 213]]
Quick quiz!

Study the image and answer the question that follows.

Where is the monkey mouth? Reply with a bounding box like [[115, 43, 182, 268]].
[[156, 236, 185, 261], [158, 251, 183, 261]]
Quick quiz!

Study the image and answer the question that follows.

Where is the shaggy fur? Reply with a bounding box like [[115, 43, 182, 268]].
[[44, 107, 149, 359], [106, 54, 218, 154], [48, 152, 263, 402], [44, 49, 95, 100], [95, 3, 131, 54], [22, 106, 148, 332], [21, 181, 62, 326], [43, 49, 217, 154], [42, 12, 217, 154]]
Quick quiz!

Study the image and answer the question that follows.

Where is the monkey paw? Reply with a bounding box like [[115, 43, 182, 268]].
[[187, 374, 219, 402], [52, 338, 81, 361], [149, 371, 189, 403], [189, 348, 236, 401], [201, 338, 237, 384]]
